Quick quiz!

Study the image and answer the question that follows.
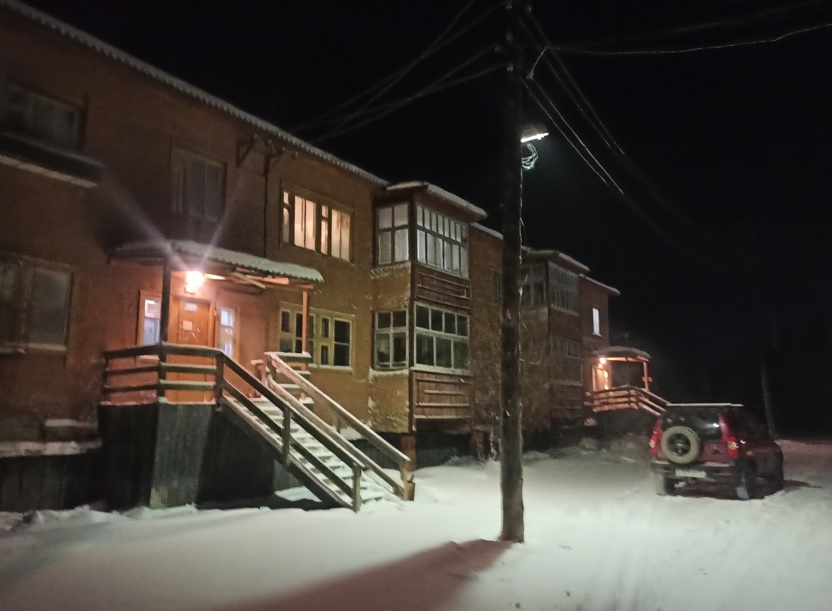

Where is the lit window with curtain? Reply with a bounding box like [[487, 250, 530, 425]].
[[281, 190, 351, 260]]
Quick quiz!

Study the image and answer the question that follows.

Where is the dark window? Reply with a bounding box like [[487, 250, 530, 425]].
[[376, 203, 409, 265], [375, 309, 407, 370], [520, 263, 547, 308], [172, 148, 224, 221], [414, 303, 469, 371], [2, 83, 80, 149], [0, 259, 71, 350]]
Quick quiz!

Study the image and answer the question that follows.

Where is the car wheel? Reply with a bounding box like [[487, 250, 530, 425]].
[[660, 425, 701, 465], [769, 454, 785, 492], [654, 473, 674, 496], [736, 462, 757, 500]]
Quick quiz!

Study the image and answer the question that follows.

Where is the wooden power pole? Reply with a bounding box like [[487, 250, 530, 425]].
[[499, 0, 525, 543]]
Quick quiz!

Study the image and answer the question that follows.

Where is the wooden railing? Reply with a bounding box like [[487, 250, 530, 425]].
[[101, 343, 374, 510], [586, 385, 669, 416], [265, 351, 415, 501]]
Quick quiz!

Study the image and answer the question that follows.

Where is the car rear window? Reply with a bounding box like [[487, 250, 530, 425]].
[[660, 408, 723, 441]]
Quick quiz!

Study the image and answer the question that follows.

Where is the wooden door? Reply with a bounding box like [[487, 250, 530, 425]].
[[168, 297, 214, 402]]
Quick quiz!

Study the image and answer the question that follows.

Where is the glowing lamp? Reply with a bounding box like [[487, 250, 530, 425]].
[[185, 271, 205, 294], [521, 126, 549, 143], [599, 357, 607, 365]]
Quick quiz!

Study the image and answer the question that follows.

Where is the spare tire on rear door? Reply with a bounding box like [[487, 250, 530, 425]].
[[661, 425, 701, 465]]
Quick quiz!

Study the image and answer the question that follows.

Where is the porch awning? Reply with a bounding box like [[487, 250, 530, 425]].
[[592, 345, 651, 362], [112, 239, 323, 284]]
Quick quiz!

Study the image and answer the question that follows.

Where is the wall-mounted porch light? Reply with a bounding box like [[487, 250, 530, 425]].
[[185, 271, 205, 294], [599, 357, 607, 365]]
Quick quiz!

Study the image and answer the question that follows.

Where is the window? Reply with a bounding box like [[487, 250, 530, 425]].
[[375, 310, 408, 370], [278, 307, 352, 368], [2, 83, 80, 149], [375, 203, 409, 265], [414, 303, 469, 371], [172, 148, 224, 221], [218, 307, 236, 357], [520, 263, 547, 307], [0, 258, 71, 351], [415, 204, 468, 277], [554, 337, 582, 382], [281, 190, 351, 261], [491, 269, 502, 304], [592, 307, 601, 336], [140, 294, 162, 346], [550, 265, 579, 314]]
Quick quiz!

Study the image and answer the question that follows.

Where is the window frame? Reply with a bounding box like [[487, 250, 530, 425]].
[[281, 188, 352, 261], [375, 202, 410, 266], [550, 265, 579, 315], [592, 307, 601, 336], [554, 336, 582, 383], [413, 302, 470, 373], [217, 305, 238, 358], [414, 204, 469, 278], [278, 306, 353, 370], [0, 256, 72, 353], [520, 262, 547, 308], [1, 81, 82, 150], [374, 309, 408, 370], [171, 146, 226, 222]]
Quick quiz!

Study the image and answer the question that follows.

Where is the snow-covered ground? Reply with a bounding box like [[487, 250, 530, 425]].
[[1, 439, 831, 611]]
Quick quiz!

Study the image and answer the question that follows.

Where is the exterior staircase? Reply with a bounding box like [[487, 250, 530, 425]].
[[101, 343, 414, 512]]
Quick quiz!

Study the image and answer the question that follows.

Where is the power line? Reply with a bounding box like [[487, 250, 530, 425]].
[[305, 44, 497, 132], [523, 13, 719, 243], [313, 62, 501, 144], [523, 81, 617, 191], [524, 80, 728, 269], [553, 21, 832, 56], [292, 0, 503, 134], [546, 0, 829, 53]]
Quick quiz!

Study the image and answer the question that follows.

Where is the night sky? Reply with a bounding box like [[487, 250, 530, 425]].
[[20, 0, 832, 425]]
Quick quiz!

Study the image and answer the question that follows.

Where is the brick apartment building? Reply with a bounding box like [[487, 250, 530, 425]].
[[0, 0, 619, 510]]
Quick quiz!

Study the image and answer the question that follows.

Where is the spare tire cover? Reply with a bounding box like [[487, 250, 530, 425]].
[[661, 425, 701, 465]]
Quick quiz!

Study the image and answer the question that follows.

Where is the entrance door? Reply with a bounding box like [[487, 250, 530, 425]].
[[593, 365, 608, 392], [168, 297, 214, 402]]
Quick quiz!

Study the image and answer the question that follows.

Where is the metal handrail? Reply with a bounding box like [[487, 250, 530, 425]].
[[265, 352, 414, 500]]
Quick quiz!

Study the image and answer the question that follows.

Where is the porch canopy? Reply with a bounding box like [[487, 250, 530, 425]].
[[112, 239, 323, 287], [592, 345, 651, 363], [111, 239, 322, 344]]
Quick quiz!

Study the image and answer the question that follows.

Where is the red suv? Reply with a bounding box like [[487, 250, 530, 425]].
[[649, 405, 783, 500]]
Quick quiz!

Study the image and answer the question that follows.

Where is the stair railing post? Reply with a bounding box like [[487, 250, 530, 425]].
[[352, 464, 362, 511], [214, 353, 225, 407], [281, 409, 292, 461]]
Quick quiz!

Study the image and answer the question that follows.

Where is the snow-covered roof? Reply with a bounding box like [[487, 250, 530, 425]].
[[523, 248, 590, 273], [593, 346, 651, 361], [472, 223, 503, 240], [113, 240, 323, 283], [0, 0, 385, 187], [581, 275, 620, 297], [385, 181, 486, 220]]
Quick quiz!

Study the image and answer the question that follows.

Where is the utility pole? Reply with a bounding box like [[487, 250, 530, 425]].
[[500, 0, 525, 543]]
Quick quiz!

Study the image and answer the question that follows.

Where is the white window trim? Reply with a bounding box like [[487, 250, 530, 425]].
[[278, 305, 354, 371], [592, 307, 601, 336], [413, 302, 470, 373]]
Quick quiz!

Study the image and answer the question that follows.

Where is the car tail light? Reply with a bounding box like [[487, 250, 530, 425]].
[[719, 413, 740, 458], [649, 421, 661, 454]]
